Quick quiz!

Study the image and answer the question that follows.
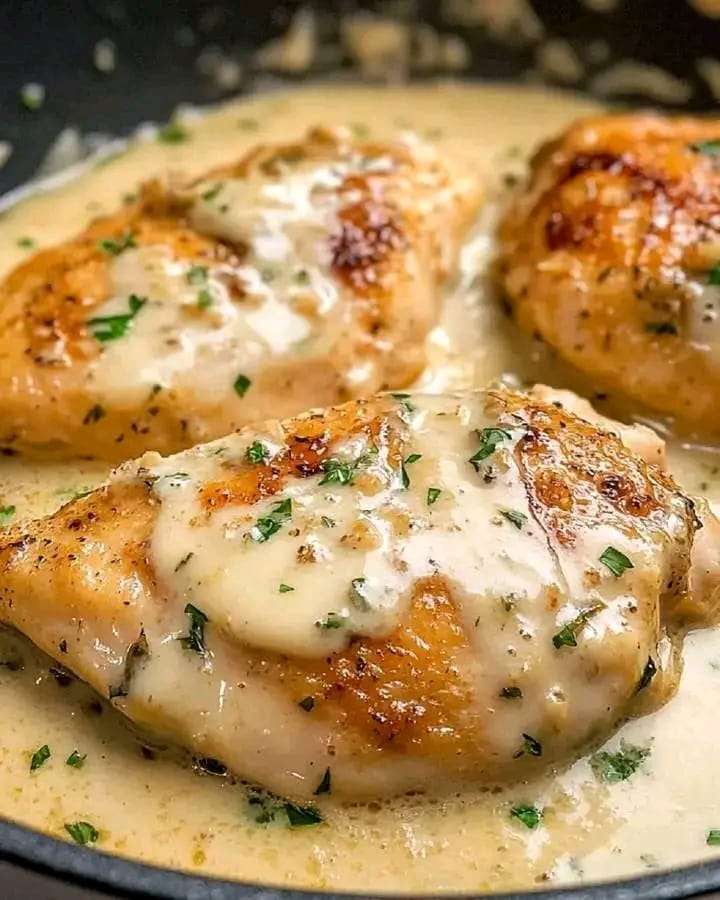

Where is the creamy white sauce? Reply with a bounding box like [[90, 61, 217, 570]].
[[1, 82, 720, 893]]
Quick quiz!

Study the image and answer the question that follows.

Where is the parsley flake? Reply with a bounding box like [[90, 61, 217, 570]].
[[314, 767, 331, 795], [400, 453, 422, 489], [197, 289, 212, 309], [298, 696, 315, 712], [245, 441, 269, 464], [0, 505, 16, 525], [515, 733, 542, 758], [158, 121, 189, 144], [285, 802, 323, 827], [66, 750, 86, 769], [186, 265, 208, 285], [710, 263, 720, 286], [500, 508, 526, 529], [30, 744, 51, 771], [64, 821, 99, 845], [233, 373, 252, 397], [708, 829, 720, 846], [180, 603, 208, 655], [316, 612, 345, 630], [552, 602, 605, 649], [250, 498, 292, 542], [636, 656, 657, 692], [691, 139, 720, 156], [511, 804, 542, 829], [97, 231, 136, 256], [590, 741, 650, 783], [599, 546, 633, 577], [87, 294, 146, 342], [17, 237, 36, 249], [469, 427, 511, 470], [279, 583, 294, 593], [427, 487, 442, 506]]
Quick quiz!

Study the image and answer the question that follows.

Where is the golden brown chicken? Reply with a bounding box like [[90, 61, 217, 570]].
[[498, 114, 720, 432], [0, 388, 707, 800], [0, 127, 480, 461]]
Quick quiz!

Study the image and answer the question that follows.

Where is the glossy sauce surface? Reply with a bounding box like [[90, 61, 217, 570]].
[[1, 83, 720, 893]]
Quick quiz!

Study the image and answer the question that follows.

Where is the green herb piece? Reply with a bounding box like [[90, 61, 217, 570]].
[[186, 265, 208, 285], [391, 392, 415, 415], [320, 515, 336, 528], [19, 83, 45, 111], [599, 546, 633, 577], [17, 237, 36, 249], [285, 802, 323, 827], [316, 612, 345, 630], [180, 603, 208, 655], [500, 686, 522, 700], [427, 487, 442, 506], [469, 427, 512, 470], [97, 231, 136, 256], [400, 453, 422, 489], [510, 804, 542, 829], [66, 750, 86, 769], [30, 744, 51, 771], [552, 602, 605, 649], [691, 139, 720, 156], [0, 505, 16, 525], [279, 583, 294, 593], [707, 829, 720, 846], [314, 767, 331, 796], [197, 289, 212, 309], [202, 183, 223, 202], [295, 269, 310, 285], [645, 321, 678, 335], [233, 373, 252, 397], [500, 508, 526, 530], [245, 441, 269, 464], [158, 121, 189, 144], [710, 262, 720, 286], [590, 741, 650, 783], [636, 656, 657, 692], [319, 450, 375, 487], [298, 696, 315, 712], [250, 498, 292, 543], [516, 733, 542, 758], [87, 294, 146, 342], [349, 577, 369, 610], [64, 821, 99, 845]]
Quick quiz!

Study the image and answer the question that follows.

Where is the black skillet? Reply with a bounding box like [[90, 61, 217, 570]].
[[1, 0, 720, 896]]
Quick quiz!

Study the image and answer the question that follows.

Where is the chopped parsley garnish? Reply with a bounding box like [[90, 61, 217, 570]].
[[469, 427, 511, 470], [510, 804, 542, 829], [708, 829, 720, 846], [636, 656, 657, 692], [298, 696, 315, 712], [500, 508, 526, 530], [97, 231, 136, 256], [87, 294, 146, 342], [186, 265, 208, 285], [500, 686, 523, 700], [180, 603, 208, 655], [233, 373, 252, 397], [590, 741, 650, 783], [316, 612, 345, 630], [66, 750, 86, 769], [202, 182, 223, 202], [710, 263, 720, 286], [515, 733, 542, 758], [349, 577, 369, 610], [30, 744, 51, 771], [427, 487, 442, 506], [691, 139, 720, 156], [319, 450, 373, 487], [17, 236, 36, 249], [250, 498, 292, 542], [320, 515, 336, 528], [391, 392, 415, 415], [314, 767, 331, 795], [158, 120, 189, 144], [552, 602, 604, 649], [599, 546, 634, 577], [645, 321, 678, 335], [285, 802, 323, 827], [64, 821, 99, 845], [279, 583, 294, 593], [197, 289, 212, 309], [245, 441, 269, 464], [0, 505, 16, 525], [400, 453, 422, 489]]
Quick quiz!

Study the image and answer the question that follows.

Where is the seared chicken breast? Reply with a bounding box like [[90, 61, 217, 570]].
[[499, 114, 720, 431], [0, 389, 704, 800], [0, 127, 480, 460]]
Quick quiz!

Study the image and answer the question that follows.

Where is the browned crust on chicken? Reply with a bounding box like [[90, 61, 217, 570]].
[[498, 114, 720, 431]]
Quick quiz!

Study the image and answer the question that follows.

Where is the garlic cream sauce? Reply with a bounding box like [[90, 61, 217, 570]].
[[0, 83, 719, 893]]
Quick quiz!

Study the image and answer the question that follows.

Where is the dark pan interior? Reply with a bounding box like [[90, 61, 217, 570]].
[[1, 1, 720, 897]]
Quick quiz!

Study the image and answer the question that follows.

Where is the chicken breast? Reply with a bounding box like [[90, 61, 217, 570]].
[[0, 389, 702, 800], [498, 114, 720, 432], [0, 127, 480, 461]]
